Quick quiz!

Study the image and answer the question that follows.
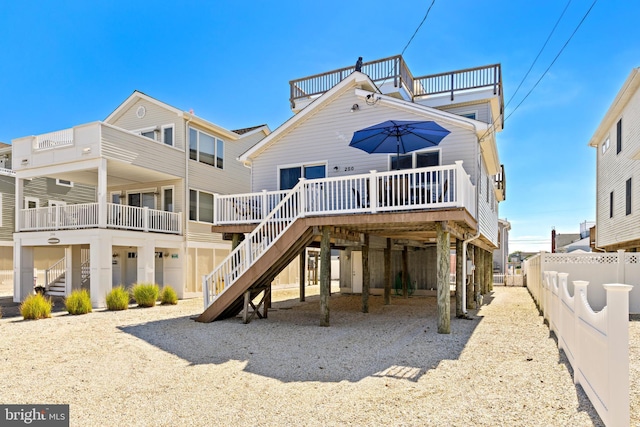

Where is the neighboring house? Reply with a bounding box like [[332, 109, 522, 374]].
[[11, 91, 268, 306], [551, 221, 594, 253], [493, 218, 511, 273], [0, 142, 96, 291], [588, 67, 640, 251], [200, 55, 506, 328]]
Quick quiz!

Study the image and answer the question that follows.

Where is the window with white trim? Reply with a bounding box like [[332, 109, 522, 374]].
[[25, 197, 39, 209], [459, 111, 477, 120], [189, 127, 224, 169], [56, 179, 73, 187], [162, 186, 174, 212], [278, 163, 326, 190], [189, 189, 214, 223], [601, 137, 610, 155], [161, 125, 174, 146]]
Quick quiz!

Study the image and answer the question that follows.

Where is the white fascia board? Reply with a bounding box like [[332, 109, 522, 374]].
[[588, 68, 640, 148], [239, 72, 376, 164], [237, 125, 271, 139], [15, 158, 103, 180]]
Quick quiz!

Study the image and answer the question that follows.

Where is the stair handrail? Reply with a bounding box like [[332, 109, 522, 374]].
[[81, 258, 90, 283], [45, 257, 66, 290], [203, 178, 306, 308]]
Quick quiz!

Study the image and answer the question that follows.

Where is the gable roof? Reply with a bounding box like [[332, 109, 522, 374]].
[[105, 90, 240, 141], [239, 71, 500, 174]]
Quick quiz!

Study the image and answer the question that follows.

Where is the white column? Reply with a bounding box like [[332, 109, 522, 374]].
[[64, 246, 73, 295], [137, 239, 155, 284], [98, 158, 107, 228], [369, 170, 378, 213], [70, 245, 83, 291], [13, 239, 33, 303], [89, 235, 112, 308], [14, 178, 23, 232], [616, 249, 626, 283]]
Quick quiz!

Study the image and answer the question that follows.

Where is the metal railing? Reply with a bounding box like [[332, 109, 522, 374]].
[[34, 128, 74, 150], [20, 203, 182, 234], [290, 55, 413, 108], [214, 162, 475, 225], [289, 57, 502, 110], [204, 162, 475, 308]]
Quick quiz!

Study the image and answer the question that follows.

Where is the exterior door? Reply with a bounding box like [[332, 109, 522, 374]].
[[351, 251, 362, 294]]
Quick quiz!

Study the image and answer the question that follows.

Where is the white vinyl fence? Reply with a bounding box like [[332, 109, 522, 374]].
[[540, 271, 631, 427], [492, 273, 523, 286], [524, 250, 639, 314]]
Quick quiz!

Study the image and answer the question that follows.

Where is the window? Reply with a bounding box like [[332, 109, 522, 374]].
[[459, 111, 477, 120], [617, 119, 622, 154], [189, 127, 224, 169], [25, 197, 39, 209], [56, 179, 73, 187], [626, 178, 632, 216], [162, 125, 174, 146], [140, 129, 157, 140], [162, 187, 174, 212], [189, 189, 215, 223], [128, 191, 155, 209], [111, 192, 122, 204], [279, 163, 326, 190], [610, 191, 614, 218], [601, 137, 610, 155], [390, 150, 440, 170]]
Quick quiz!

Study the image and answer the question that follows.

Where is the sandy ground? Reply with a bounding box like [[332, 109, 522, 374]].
[[0, 285, 637, 426]]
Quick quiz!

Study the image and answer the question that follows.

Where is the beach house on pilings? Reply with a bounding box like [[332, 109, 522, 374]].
[[200, 56, 507, 333]]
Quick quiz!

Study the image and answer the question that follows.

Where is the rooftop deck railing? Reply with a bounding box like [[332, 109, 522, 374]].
[[19, 202, 182, 234], [289, 56, 502, 110]]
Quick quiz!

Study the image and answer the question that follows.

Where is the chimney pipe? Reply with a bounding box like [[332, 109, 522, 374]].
[[551, 228, 556, 253]]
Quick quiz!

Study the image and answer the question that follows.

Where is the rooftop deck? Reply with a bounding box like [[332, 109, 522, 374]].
[[289, 55, 503, 127]]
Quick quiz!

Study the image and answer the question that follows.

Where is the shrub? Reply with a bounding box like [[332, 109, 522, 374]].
[[160, 286, 178, 305], [106, 286, 130, 311], [65, 289, 92, 315], [132, 283, 159, 308], [20, 293, 52, 320]]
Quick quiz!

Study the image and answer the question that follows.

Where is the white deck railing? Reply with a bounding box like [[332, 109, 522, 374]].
[[214, 162, 475, 225], [20, 202, 182, 234], [204, 162, 475, 309], [542, 271, 631, 427], [34, 128, 74, 150]]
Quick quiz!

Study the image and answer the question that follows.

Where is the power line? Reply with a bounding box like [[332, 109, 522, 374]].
[[479, 0, 598, 142], [504, 0, 573, 110]]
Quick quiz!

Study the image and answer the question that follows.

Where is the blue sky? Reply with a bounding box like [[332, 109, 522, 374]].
[[1, 0, 638, 253]]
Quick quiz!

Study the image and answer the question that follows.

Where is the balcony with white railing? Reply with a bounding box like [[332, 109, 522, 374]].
[[214, 162, 475, 226], [19, 202, 182, 234]]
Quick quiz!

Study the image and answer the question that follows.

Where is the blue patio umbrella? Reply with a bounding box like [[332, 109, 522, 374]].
[[349, 120, 450, 168]]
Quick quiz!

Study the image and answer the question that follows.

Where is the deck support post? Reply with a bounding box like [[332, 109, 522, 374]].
[[466, 245, 475, 310], [485, 249, 493, 292], [319, 226, 330, 327], [436, 221, 451, 334], [384, 238, 392, 305], [299, 248, 306, 302], [475, 246, 483, 303], [455, 238, 464, 318], [242, 286, 271, 324], [402, 246, 409, 298], [362, 234, 370, 313]]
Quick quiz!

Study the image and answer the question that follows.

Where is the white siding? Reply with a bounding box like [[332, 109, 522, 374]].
[[477, 161, 499, 247], [596, 87, 640, 248], [107, 99, 185, 150], [101, 125, 185, 178], [437, 102, 491, 125], [250, 89, 481, 192]]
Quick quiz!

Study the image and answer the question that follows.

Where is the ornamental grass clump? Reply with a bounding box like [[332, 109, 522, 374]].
[[65, 289, 92, 315], [160, 285, 178, 305], [20, 293, 52, 320], [106, 286, 130, 311], [132, 283, 159, 308]]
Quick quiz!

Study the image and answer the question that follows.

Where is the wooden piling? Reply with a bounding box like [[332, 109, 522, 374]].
[[319, 226, 330, 327], [436, 222, 451, 334], [455, 238, 463, 317], [384, 238, 391, 305], [362, 234, 370, 313]]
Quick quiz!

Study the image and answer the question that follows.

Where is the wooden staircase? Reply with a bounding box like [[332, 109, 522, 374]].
[[197, 218, 315, 322]]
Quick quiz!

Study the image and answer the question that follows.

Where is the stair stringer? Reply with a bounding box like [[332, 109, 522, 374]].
[[196, 218, 315, 322]]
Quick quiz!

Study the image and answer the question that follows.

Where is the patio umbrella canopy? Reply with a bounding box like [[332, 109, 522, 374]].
[[349, 120, 451, 165]]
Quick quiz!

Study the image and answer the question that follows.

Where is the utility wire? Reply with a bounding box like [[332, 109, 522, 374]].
[[479, 0, 598, 142], [505, 0, 573, 110]]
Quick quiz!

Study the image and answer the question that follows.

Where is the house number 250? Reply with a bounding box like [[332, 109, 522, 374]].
[[343, 166, 354, 172]]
